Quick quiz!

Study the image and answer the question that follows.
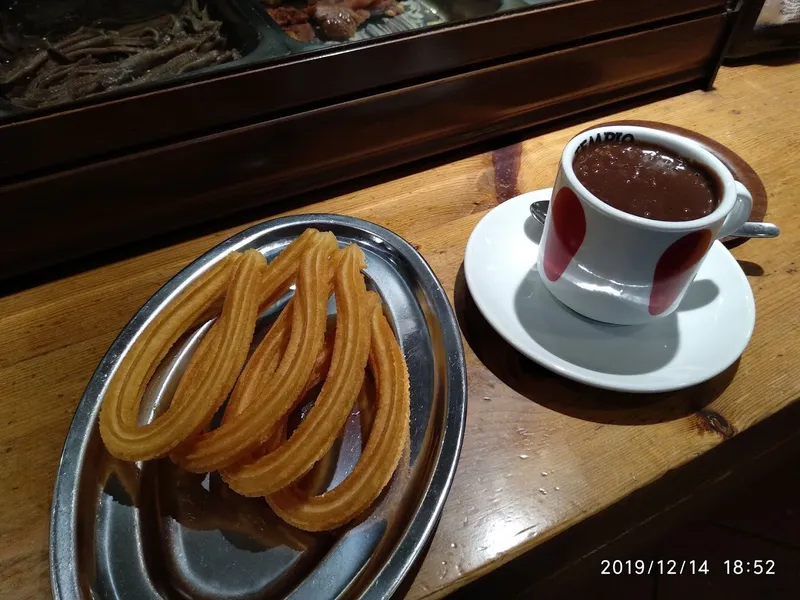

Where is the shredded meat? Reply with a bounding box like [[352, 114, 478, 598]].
[[0, 0, 241, 110]]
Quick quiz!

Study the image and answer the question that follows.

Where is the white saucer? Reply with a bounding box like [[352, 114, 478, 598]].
[[464, 189, 756, 393]]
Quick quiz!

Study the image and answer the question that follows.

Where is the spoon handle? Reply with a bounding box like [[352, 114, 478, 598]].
[[732, 222, 780, 238]]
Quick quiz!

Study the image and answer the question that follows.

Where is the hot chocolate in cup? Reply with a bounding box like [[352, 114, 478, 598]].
[[537, 125, 753, 326]]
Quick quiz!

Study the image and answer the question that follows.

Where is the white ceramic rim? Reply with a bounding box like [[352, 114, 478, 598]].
[[463, 190, 756, 393], [562, 125, 737, 232]]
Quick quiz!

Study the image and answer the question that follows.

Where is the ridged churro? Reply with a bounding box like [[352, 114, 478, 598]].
[[100, 250, 266, 461], [172, 232, 338, 472], [223, 245, 374, 496], [255, 228, 320, 312], [266, 307, 410, 531], [100, 228, 411, 532]]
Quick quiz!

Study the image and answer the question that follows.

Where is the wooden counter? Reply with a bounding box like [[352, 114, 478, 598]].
[[1, 62, 799, 599]]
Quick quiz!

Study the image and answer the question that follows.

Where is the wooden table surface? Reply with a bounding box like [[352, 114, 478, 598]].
[[2, 62, 799, 599]]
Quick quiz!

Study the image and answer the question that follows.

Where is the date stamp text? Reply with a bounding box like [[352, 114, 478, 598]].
[[600, 559, 776, 576]]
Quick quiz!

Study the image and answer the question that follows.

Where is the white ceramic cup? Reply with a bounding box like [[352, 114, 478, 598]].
[[537, 125, 752, 325]]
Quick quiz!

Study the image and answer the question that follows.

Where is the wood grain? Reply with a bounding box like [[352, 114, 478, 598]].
[[1, 62, 799, 600]]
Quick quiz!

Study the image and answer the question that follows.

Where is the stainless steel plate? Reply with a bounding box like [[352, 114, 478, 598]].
[[50, 214, 467, 600]]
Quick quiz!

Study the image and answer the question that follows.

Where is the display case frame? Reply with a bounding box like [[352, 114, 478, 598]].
[[0, 0, 741, 278]]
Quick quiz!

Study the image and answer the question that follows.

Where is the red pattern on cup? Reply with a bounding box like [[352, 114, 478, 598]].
[[543, 187, 587, 282], [649, 229, 713, 315]]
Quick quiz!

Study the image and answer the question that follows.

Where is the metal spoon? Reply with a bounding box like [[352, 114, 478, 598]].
[[529, 200, 779, 239]]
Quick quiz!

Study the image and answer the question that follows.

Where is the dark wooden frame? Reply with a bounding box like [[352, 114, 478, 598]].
[[0, 0, 740, 279], [0, 0, 727, 179]]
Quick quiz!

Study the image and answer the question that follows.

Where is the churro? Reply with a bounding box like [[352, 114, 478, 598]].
[[222, 325, 336, 462], [223, 245, 374, 496], [100, 250, 265, 461], [172, 232, 338, 472], [99, 227, 412, 533], [265, 307, 410, 531], [167, 230, 319, 464], [254, 228, 320, 312]]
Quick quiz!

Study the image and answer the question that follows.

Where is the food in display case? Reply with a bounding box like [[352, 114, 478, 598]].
[[264, 0, 405, 41], [266, 5, 317, 41], [0, 0, 241, 110]]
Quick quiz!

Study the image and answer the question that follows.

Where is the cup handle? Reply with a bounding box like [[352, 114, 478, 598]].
[[717, 181, 753, 239]]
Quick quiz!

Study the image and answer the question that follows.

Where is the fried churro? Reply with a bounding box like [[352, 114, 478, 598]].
[[255, 228, 320, 312], [223, 245, 373, 496], [100, 227, 411, 532], [266, 307, 410, 531], [100, 250, 266, 461], [172, 232, 338, 473]]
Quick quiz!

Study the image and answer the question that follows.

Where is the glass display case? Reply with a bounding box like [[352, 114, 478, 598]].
[[0, 0, 575, 121], [0, 0, 741, 278], [0, 0, 573, 118]]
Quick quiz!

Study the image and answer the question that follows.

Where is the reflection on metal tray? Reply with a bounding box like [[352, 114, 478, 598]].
[[50, 214, 467, 600]]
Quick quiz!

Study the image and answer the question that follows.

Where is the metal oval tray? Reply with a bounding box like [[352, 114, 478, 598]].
[[50, 214, 467, 600]]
